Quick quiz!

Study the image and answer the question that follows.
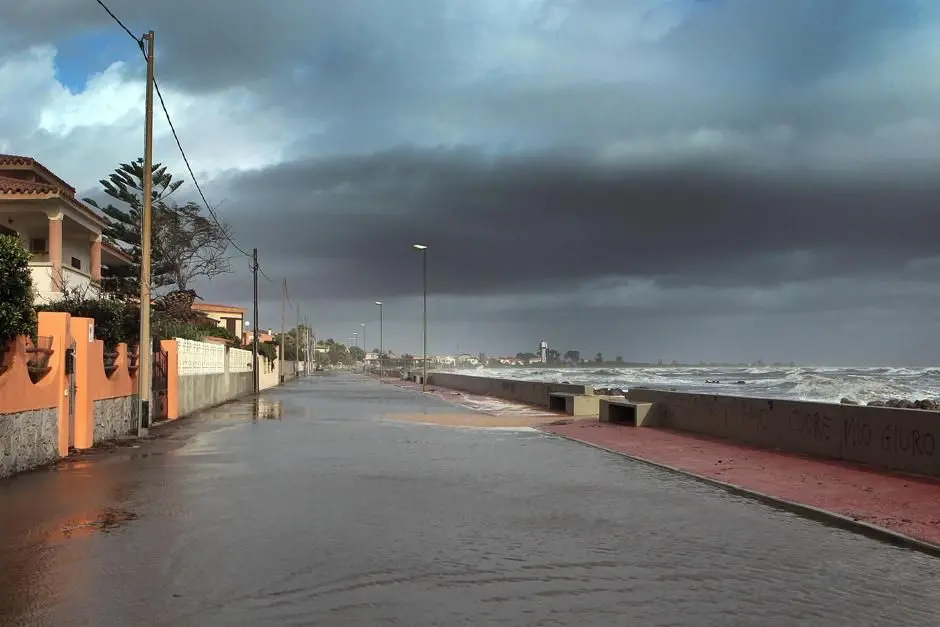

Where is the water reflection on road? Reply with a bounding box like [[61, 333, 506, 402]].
[[1, 374, 939, 626]]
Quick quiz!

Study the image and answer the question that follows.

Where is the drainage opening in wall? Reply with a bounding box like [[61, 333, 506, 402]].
[[549, 395, 568, 412], [608, 404, 637, 425]]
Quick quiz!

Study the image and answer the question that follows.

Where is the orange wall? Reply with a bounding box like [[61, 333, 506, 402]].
[[68, 317, 138, 449], [0, 313, 143, 457], [87, 343, 136, 401], [42, 312, 72, 456], [0, 312, 71, 456], [0, 337, 61, 413]]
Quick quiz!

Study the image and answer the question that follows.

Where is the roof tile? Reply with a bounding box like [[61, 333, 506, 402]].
[[0, 153, 77, 196], [0, 175, 58, 195]]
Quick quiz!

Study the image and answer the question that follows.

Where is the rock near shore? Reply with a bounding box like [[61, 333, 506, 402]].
[[593, 387, 627, 397], [840, 397, 940, 410]]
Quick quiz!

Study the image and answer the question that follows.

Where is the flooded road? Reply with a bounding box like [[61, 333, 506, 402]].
[[1, 374, 939, 626]]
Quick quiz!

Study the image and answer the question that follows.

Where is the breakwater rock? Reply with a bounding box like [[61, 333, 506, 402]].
[[593, 387, 627, 397], [841, 397, 940, 410]]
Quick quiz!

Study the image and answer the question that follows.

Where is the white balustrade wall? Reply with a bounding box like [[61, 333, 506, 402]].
[[228, 347, 254, 373], [176, 338, 226, 376]]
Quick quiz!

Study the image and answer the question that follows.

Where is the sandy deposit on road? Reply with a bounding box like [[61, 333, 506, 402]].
[[383, 412, 566, 429]]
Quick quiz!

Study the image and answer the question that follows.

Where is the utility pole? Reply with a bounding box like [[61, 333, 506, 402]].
[[251, 248, 259, 394], [423, 247, 427, 392], [304, 316, 310, 375], [295, 303, 300, 376], [280, 279, 286, 382], [137, 31, 155, 435], [375, 301, 383, 373]]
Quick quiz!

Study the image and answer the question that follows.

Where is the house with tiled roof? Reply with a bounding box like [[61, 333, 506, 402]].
[[0, 154, 132, 303]]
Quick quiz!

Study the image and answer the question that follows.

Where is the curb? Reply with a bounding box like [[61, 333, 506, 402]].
[[538, 427, 940, 559]]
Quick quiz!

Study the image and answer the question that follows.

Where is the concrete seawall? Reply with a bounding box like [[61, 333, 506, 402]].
[[628, 388, 939, 477], [425, 372, 940, 477], [426, 372, 593, 408]]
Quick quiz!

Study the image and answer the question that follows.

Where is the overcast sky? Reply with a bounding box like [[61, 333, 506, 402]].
[[4, 0, 940, 365]]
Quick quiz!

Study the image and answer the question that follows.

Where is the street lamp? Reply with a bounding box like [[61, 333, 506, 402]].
[[361, 323, 367, 372], [375, 301, 383, 371], [413, 243, 428, 392]]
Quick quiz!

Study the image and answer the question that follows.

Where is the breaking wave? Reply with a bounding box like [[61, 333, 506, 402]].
[[468, 366, 940, 404]]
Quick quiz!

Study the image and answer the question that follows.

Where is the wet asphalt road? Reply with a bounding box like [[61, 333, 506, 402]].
[[2, 374, 940, 626]]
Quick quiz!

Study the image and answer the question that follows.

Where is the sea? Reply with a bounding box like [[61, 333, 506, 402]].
[[466, 365, 940, 405]]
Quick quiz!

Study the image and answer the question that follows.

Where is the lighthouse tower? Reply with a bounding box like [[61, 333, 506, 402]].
[[539, 339, 548, 364]]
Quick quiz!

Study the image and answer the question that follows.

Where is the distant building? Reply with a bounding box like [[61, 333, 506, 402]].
[[242, 327, 275, 346], [192, 302, 246, 337]]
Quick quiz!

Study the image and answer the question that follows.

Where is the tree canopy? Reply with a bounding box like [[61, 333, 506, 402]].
[[85, 159, 232, 298]]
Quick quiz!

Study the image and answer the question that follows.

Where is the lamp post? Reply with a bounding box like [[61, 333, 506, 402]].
[[361, 323, 367, 372], [375, 301, 383, 372], [413, 243, 428, 392]]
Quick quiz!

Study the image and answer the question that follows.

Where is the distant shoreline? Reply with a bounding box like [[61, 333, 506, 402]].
[[481, 362, 800, 369]]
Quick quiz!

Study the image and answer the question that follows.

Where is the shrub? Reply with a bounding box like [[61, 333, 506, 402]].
[[37, 296, 138, 349], [153, 320, 210, 342], [258, 341, 277, 366], [0, 234, 37, 348], [152, 319, 241, 347], [204, 324, 240, 346]]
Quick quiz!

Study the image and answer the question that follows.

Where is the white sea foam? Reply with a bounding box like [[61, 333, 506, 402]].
[[466, 366, 940, 404]]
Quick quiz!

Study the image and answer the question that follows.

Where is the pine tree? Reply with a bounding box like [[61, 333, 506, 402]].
[[85, 159, 231, 298]]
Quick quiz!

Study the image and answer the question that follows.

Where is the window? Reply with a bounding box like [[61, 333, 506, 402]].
[[70, 257, 81, 270], [226, 318, 237, 335], [30, 238, 48, 253]]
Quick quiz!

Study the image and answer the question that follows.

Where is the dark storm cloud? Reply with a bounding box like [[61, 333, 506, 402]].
[[211, 147, 940, 300], [7, 0, 940, 361]]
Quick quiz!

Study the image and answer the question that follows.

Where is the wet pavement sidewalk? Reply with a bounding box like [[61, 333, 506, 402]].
[[3, 374, 940, 626]]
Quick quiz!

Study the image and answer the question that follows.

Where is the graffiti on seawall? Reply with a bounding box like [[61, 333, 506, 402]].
[[673, 394, 936, 459]]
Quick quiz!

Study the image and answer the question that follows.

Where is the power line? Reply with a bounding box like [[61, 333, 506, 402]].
[[94, 0, 282, 281], [95, 0, 142, 46], [259, 266, 276, 283], [152, 78, 251, 258]]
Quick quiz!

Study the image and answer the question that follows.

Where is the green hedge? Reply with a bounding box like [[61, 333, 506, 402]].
[[37, 297, 138, 349], [37, 293, 244, 350], [0, 234, 37, 347]]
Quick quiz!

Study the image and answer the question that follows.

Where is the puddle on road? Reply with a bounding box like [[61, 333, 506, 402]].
[[58, 507, 139, 539], [253, 398, 283, 420]]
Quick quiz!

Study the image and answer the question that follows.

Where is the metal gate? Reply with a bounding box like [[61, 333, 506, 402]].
[[66, 342, 76, 449], [152, 346, 169, 422]]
